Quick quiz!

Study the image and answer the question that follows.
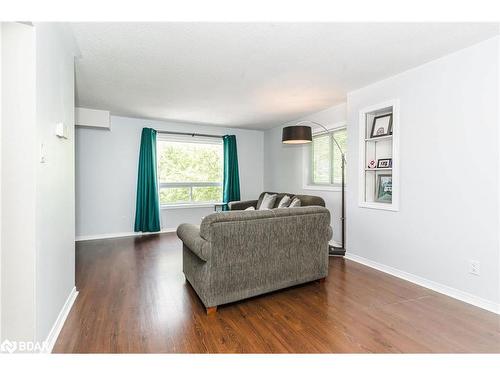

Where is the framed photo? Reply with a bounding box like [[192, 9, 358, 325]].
[[370, 114, 393, 138], [376, 174, 392, 203], [376, 158, 392, 169]]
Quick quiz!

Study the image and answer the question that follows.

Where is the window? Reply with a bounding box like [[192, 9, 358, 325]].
[[157, 135, 223, 206], [311, 127, 347, 186]]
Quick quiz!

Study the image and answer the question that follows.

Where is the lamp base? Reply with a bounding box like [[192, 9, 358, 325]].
[[329, 245, 346, 257]]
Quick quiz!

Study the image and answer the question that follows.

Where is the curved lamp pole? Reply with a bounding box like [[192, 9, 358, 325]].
[[282, 121, 346, 256]]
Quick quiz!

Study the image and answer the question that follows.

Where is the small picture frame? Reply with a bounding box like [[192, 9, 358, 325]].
[[214, 203, 225, 212], [376, 158, 392, 169], [370, 114, 393, 138], [376, 174, 392, 203]]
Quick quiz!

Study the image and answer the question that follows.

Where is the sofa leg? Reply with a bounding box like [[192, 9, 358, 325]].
[[206, 306, 217, 315]]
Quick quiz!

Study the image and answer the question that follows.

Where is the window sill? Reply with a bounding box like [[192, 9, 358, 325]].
[[302, 185, 344, 192], [161, 203, 221, 210]]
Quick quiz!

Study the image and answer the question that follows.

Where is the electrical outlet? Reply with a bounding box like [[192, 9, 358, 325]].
[[469, 260, 480, 276]]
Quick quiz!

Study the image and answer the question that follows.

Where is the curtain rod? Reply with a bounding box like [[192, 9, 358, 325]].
[[155, 130, 223, 139]]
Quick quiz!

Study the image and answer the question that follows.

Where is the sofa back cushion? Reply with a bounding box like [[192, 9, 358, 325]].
[[256, 192, 325, 208], [200, 206, 330, 242], [294, 194, 325, 207], [199, 206, 332, 269], [258, 193, 277, 210], [277, 195, 292, 208], [256, 192, 289, 209], [200, 209, 275, 241]]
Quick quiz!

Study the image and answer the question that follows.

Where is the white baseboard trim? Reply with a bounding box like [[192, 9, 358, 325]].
[[43, 286, 79, 353], [75, 228, 177, 242], [345, 253, 500, 315]]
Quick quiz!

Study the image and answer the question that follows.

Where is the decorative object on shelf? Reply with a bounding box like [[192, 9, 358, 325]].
[[360, 100, 399, 211], [281, 121, 346, 257], [376, 158, 392, 168], [370, 114, 393, 138], [214, 203, 225, 212], [376, 174, 393, 203], [367, 160, 376, 169]]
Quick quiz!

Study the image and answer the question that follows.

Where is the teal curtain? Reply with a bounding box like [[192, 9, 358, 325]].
[[223, 135, 241, 210], [134, 128, 161, 232]]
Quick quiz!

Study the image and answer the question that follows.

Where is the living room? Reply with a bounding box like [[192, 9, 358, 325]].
[[1, 1, 500, 372]]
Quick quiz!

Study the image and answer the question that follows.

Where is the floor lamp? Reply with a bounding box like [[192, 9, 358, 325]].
[[282, 121, 346, 256]]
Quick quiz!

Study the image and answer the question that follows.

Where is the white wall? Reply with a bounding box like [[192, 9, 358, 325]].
[[1, 22, 37, 342], [0, 22, 3, 341], [34, 23, 77, 343], [264, 103, 346, 243], [76, 116, 264, 238], [498, 36, 500, 309], [1, 22, 77, 345], [346, 37, 500, 310]]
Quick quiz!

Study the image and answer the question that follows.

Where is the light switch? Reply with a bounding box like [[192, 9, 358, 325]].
[[40, 143, 47, 163]]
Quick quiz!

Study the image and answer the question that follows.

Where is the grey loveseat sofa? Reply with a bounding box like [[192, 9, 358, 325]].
[[177, 205, 332, 314], [228, 191, 325, 210]]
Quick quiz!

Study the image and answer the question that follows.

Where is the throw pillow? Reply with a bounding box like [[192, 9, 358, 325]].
[[289, 198, 301, 207], [258, 193, 277, 210], [244, 206, 255, 211], [277, 195, 292, 208]]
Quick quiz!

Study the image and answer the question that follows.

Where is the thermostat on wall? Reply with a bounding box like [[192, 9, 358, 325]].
[[55, 122, 69, 139]]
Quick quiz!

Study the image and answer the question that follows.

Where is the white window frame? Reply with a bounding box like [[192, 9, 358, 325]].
[[157, 134, 224, 208], [302, 122, 347, 192]]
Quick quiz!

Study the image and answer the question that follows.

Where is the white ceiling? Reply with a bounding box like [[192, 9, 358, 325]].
[[71, 23, 499, 130]]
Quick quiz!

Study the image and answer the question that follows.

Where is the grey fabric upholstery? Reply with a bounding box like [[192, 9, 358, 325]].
[[228, 199, 258, 210], [229, 192, 325, 211], [294, 194, 326, 207], [176, 224, 210, 261], [289, 197, 301, 207], [177, 206, 332, 308], [258, 193, 278, 210], [255, 191, 325, 209]]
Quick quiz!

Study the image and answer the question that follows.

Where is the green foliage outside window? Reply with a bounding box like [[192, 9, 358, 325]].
[[332, 129, 347, 185], [312, 128, 347, 185], [157, 140, 223, 205], [312, 134, 331, 184], [159, 187, 190, 203]]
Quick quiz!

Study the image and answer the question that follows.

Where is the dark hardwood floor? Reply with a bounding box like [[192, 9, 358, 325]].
[[53, 233, 500, 353]]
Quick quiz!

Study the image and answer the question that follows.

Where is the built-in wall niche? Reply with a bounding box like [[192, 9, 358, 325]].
[[358, 100, 399, 211]]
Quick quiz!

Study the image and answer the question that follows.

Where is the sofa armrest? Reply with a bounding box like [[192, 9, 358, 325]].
[[228, 199, 258, 211], [176, 224, 211, 261]]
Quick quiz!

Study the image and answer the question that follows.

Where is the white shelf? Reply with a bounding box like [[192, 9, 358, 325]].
[[358, 99, 399, 212], [365, 135, 393, 142], [358, 201, 399, 211]]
